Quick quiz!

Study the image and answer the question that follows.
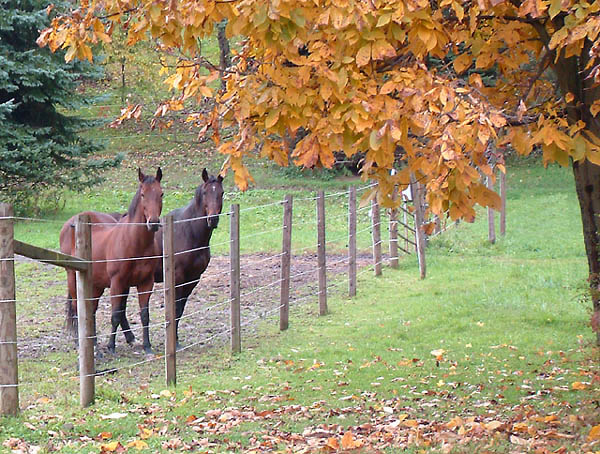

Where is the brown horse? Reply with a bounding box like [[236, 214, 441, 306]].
[[60, 168, 163, 354]]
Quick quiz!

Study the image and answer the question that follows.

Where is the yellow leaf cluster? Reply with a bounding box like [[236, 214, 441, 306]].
[[35, 0, 600, 222]]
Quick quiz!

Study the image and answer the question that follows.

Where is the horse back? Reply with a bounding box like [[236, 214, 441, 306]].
[[61, 211, 119, 287], [59, 211, 115, 253]]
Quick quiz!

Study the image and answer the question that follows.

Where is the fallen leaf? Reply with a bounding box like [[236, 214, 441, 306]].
[[99, 432, 112, 440], [326, 437, 339, 450], [446, 416, 463, 429], [485, 420, 503, 431], [430, 349, 446, 360], [100, 441, 122, 453], [100, 413, 128, 420], [509, 435, 528, 446], [139, 427, 153, 439], [588, 424, 600, 441], [126, 439, 149, 450], [571, 381, 588, 390], [512, 422, 529, 433], [341, 431, 363, 449]]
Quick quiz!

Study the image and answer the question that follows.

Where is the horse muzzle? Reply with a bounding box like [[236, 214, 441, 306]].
[[207, 215, 220, 229], [147, 218, 161, 232]]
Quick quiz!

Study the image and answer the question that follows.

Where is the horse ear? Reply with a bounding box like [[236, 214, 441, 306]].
[[156, 167, 162, 182], [202, 168, 209, 182], [217, 174, 224, 183], [138, 167, 145, 182]]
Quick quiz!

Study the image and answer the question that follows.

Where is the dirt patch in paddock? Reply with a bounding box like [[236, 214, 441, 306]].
[[15, 252, 379, 366]]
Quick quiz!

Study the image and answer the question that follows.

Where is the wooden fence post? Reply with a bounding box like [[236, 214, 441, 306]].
[[163, 214, 176, 385], [280, 195, 293, 331], [500, 170, 506, 236], [434, 216, 441, 235], [487, 174, 496, 244], [230, 204, 241, 353], [0, 203, 18, 416], [317, 191, 327, 315], [403, 199, 410, 253], [371, 199, 382, 276], [389, 191, 399, 269], [348, 186, 357, 297], [410, 175, 427, 279], [75, 214, 94, 407]]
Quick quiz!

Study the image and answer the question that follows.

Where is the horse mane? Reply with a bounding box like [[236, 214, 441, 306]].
[[194, 185, 204, 205], [128, 175, 157, 219]]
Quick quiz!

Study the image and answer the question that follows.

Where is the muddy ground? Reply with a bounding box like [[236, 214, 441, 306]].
[[16, 252, 380, 369]]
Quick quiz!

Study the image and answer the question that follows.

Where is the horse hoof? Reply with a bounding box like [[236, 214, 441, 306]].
[[107, 345, 116, 355], [125, 333, 135, 345], [143, 346, 154, 355]]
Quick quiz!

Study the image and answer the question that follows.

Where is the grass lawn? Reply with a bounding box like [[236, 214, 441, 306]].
[[1, 160, 599, 453]]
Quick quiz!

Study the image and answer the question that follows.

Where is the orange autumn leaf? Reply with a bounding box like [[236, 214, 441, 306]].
[[126, 440, 149, 450], [588, 424, 600, 441], [341, 431, 363, 449], [100, 441, 122, 453], [403, 419, 419, 427], [326, 437, 339, 450], [430, 348, 446, 359], [571, 381, 588, 390]]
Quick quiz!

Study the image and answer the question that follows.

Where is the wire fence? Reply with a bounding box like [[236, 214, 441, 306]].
[[0, 181, 438, 411]]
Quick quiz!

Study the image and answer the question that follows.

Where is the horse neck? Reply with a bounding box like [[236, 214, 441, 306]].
[[183, 197, 212, 248], [125, 198, 155, 247]]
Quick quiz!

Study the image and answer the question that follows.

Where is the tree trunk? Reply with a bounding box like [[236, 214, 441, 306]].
[[551, 44, 600, 345], [217, 20, 231, 91], [572, 160, 600, 345], [120, 57, 126, 105]]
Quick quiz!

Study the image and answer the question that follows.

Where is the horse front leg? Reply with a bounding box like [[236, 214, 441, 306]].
[[108, 282, 129, 354], [117, 288, 135, 345], [137, 280, 155, 355], [174, 283, 194, 350], [65, 269, 78, 340], [174, 295, 187, 351]]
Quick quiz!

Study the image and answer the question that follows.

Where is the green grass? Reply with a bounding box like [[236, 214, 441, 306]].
[[1, 160, 598, 453]]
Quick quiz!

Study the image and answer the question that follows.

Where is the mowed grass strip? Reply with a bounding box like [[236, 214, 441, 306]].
[[1, 162, 598, 453]]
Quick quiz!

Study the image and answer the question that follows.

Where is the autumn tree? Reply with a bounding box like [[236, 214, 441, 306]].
[[39, 0, 600, 341]]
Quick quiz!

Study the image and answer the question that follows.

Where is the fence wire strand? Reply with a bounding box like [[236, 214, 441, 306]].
[[2, 181, 445, 399]]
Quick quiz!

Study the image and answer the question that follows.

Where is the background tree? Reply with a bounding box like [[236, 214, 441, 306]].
[[39, 0, 600, 341], [0, 0, 120, 213]]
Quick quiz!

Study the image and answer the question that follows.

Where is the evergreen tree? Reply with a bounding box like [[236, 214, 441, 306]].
[[0, 0, 120, 212]]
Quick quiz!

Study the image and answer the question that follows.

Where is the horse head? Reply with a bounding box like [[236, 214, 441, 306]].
[[138, 167, 163, 232], [197, 168, 224, 229]]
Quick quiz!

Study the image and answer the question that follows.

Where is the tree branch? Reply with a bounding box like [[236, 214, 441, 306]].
[[97, 7, 138, 20], [521, 49, 552, 103]]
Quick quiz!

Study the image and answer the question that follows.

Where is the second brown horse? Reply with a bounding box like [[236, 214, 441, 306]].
[[60, 168, 163, 354]]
